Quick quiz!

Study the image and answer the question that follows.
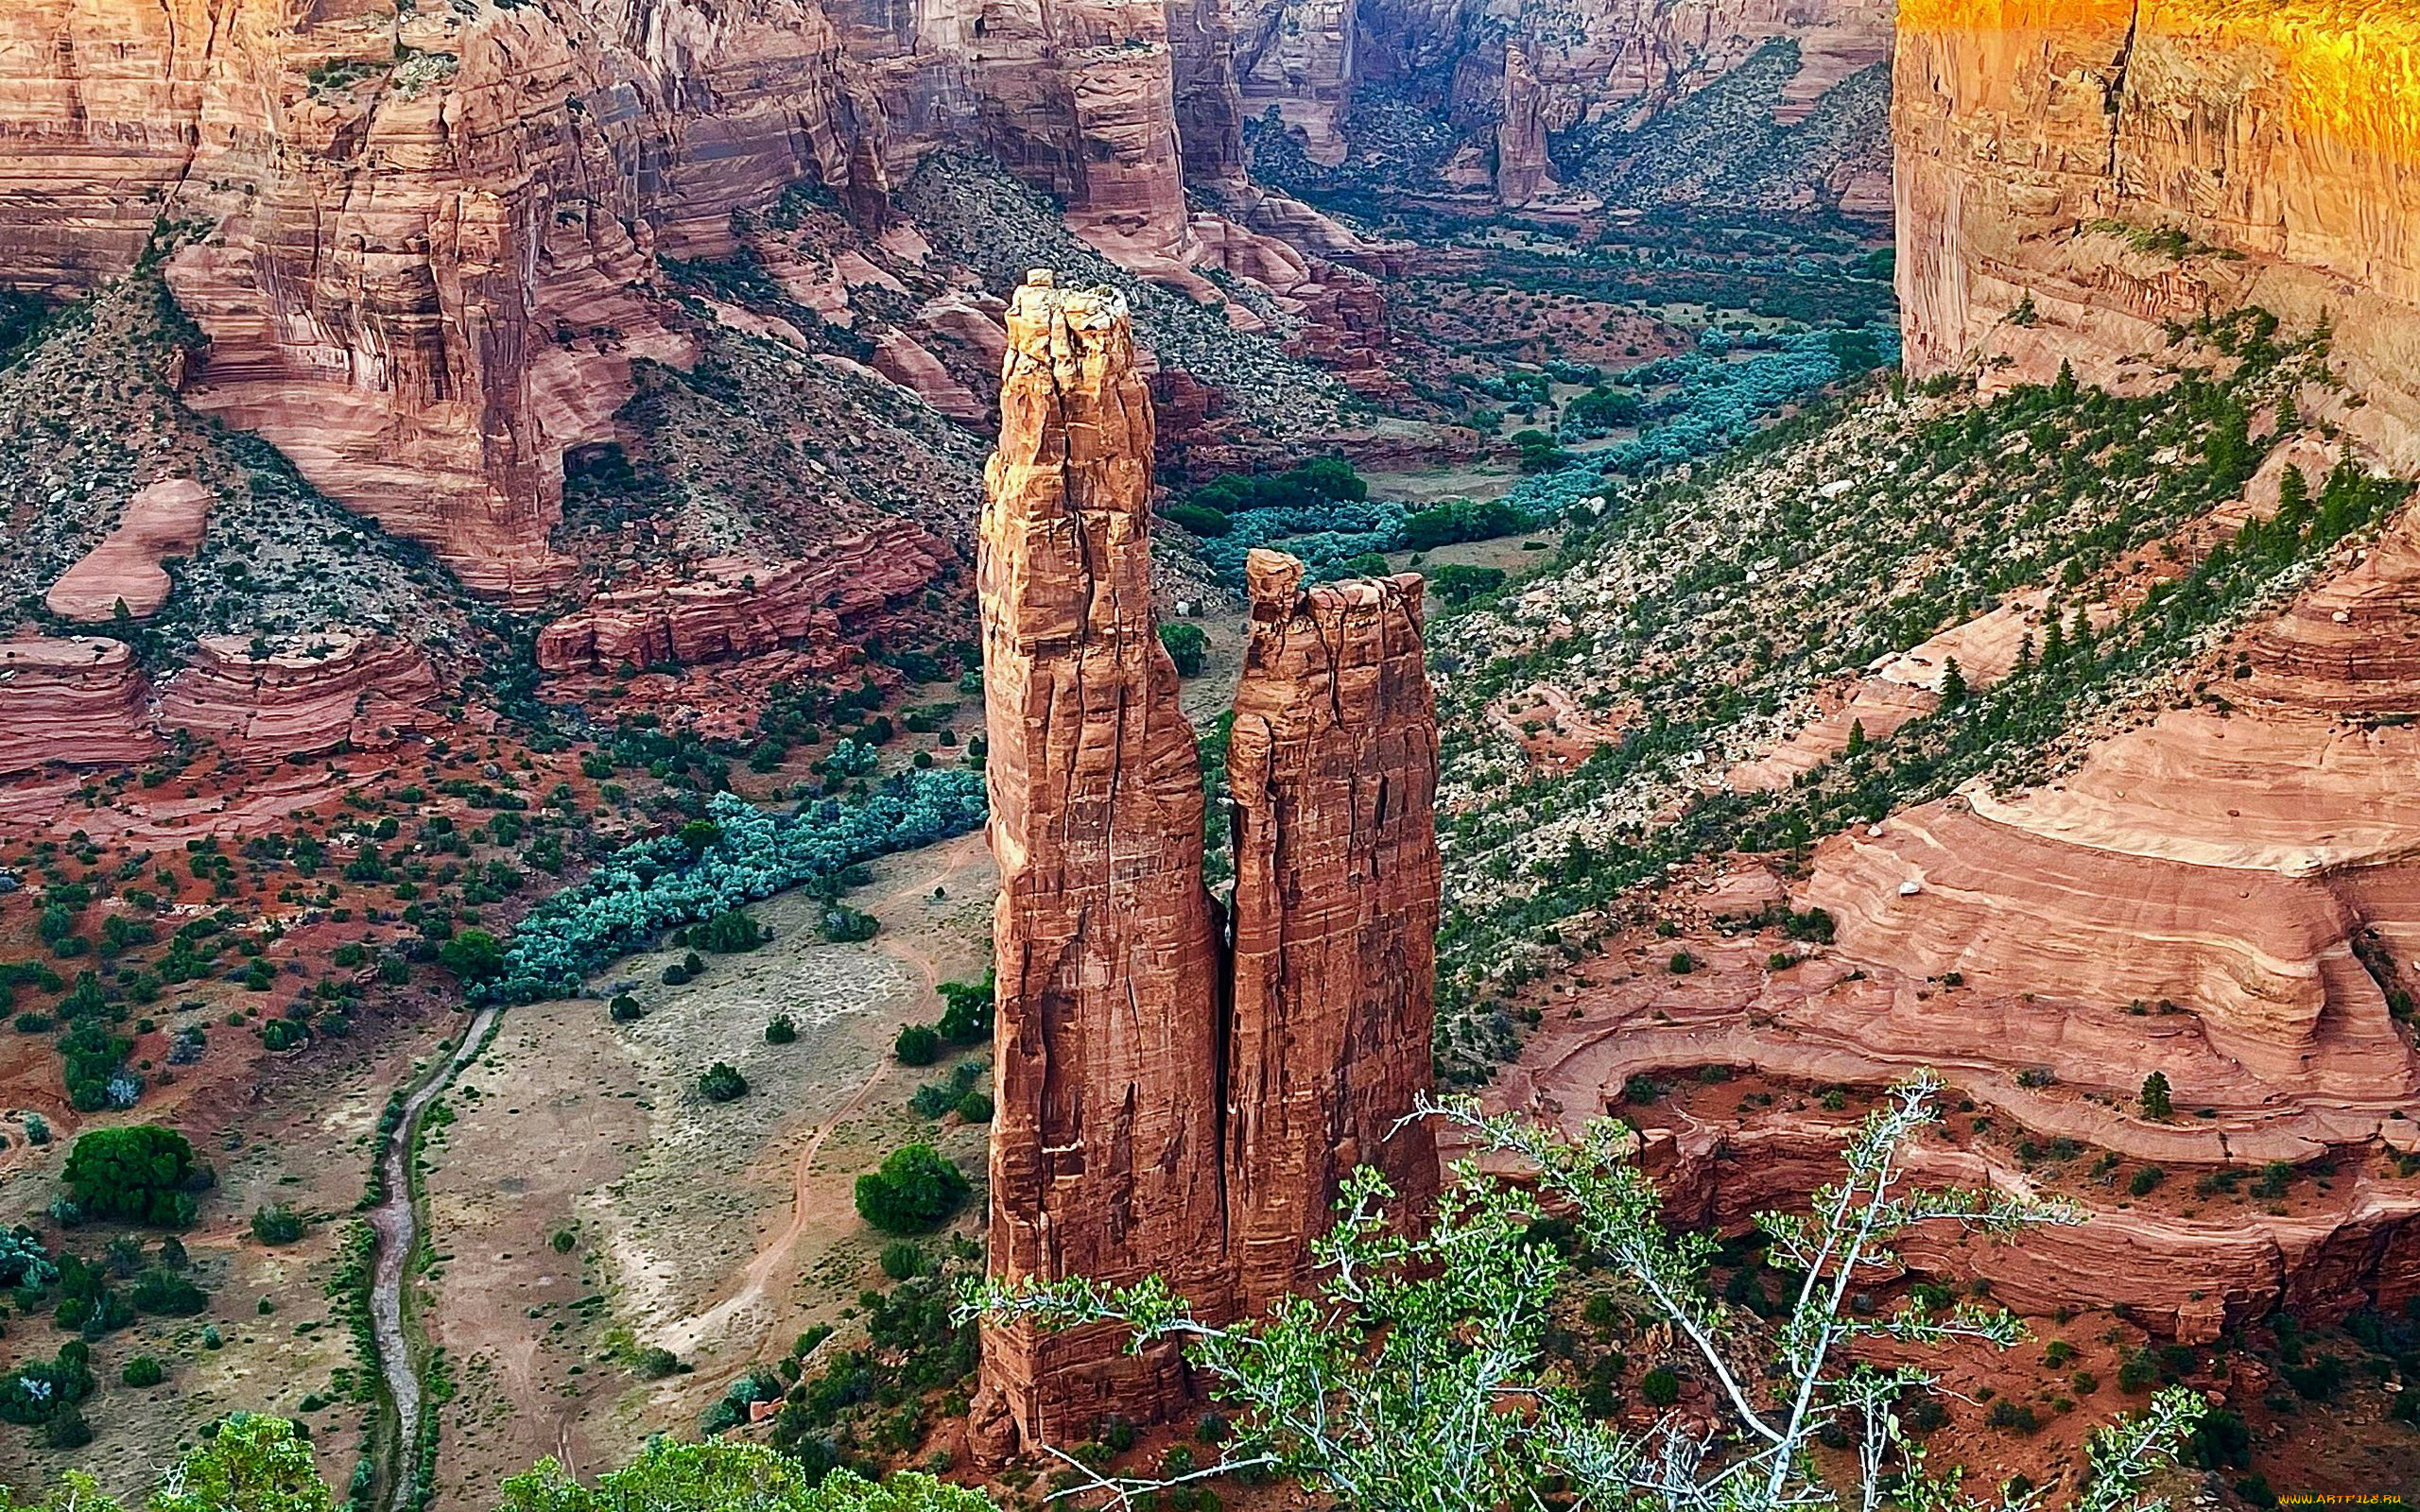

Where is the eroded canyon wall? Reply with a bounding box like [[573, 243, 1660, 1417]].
[[1896, 0, 2420, 465], [974, 273, 1441, 1452], [0, 0, 1226, 599], [1256, 0, 1894, 211]]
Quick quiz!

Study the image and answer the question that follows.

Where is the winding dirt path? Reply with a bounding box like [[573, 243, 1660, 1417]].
[[656, 830, 992, 1362], [656, 1057, 893, 1360]]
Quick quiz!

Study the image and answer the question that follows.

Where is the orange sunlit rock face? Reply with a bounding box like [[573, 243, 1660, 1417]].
[[1895, 0, 2420, 465]]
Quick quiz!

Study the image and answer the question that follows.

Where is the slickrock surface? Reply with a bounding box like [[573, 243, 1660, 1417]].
[[0, 639, 160, 775], [1896, 0, 2420, 465], [534, 529, 946, 673], [1633, 1111, 2420, 1341], [975, 273, 1442, 1453], [973, 273, 1234, 1455], [43, 478, 213, 623], [156, 631, 444, 759], [1225, 551, 1442, 1312]]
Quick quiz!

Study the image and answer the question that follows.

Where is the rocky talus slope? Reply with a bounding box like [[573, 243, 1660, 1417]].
[[1441, 322, 2420, 1338], [973, 273, 1440, 1455], [1895, 0, 2420, 468], [0, 272, 471, 782]]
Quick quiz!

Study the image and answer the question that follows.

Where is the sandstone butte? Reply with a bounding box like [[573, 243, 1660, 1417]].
[[971, 272, 1441, 1458], [0, 628, 445, 784]]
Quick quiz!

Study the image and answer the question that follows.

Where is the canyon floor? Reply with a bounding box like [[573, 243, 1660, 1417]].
[[1, 148, 2413, 1507]]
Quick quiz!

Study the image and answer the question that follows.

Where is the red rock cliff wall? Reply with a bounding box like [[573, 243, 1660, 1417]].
[[1895, 0, 2420, 466], [1224, 550, 1441, 1314], [972, 274, 1232, 1455], [0, 0, 1215, 600]]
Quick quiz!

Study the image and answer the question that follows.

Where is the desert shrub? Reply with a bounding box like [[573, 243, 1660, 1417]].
[[62, 1125, 199, 1227], [1640, 1366, 1680, 1407], [766, 1015, 798, 1044], [2282, 1353, 2346, 1400], [855, 1144, 970, 1234], [609, 995, 646, 1022], [1426, 563, 1508, 606], [43, 1404, 92, 1449], [130, 1268, 207, 1315], [1160, 623, 1208, 678], [1985, 1400, 2041, 1434], [692, 908, 769, 954], [2139, 1071, 2172, 1119], [819, 906, 879, 943], [1160, 501, 1231, 538], [2118, 1349, 2158, 1392], [1400, 498, 1537, 550], [438, 928, 506, 982], [956, 1091, 994, 1124], [480, 776, 986, 1005], [251, 1203, 306, 1245], [697, 1063, 749, 1103], [122, 1354, 164, 1388], [632, 1347, 682, 1380], [894, 1024, 942, 1066], [879, 1242, 927, 1281], [935, 971, 994, 1044], [0, 1341, 95, 1425], [2128, 1166, 2167, 1197]]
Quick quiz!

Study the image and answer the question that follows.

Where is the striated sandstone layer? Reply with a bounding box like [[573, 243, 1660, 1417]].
[[973, 273, 1233, 1455], [43, 478, 214, 623], [1634, 1113, 2420, 1342], [1895, 0, 2420, 464], [0, 639, 160, 776], [1225, 550, 1441, 1312], [533, 527, 946, 674], [155, 631, 444, 759]]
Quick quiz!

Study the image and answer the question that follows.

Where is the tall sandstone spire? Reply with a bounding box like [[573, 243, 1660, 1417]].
[[971, 272, 1233, 1457], [1224, 549, 1443, 1314], [973, 271, 1441, 1459]]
